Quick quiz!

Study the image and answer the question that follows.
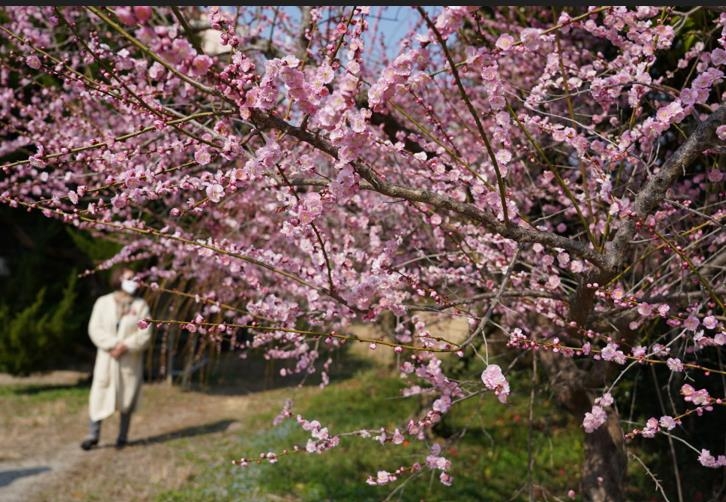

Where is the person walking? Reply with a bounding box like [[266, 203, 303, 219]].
[[81, 267, 151, 450]]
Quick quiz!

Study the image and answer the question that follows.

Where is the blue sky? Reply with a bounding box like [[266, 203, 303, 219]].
[[255, 6, 437, 60]]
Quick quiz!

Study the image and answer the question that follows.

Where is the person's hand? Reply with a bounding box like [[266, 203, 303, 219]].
[[110, 342, 128, 359]]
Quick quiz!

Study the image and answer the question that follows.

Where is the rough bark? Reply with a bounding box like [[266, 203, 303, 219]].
[[582, 413, 627, 502], [539, 348, 627, 502]]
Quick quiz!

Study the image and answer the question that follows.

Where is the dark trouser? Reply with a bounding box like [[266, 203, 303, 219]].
[[87, 411, 132, 442]]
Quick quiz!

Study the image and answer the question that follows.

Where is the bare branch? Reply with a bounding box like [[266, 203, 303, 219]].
[[604, 106, 726, 273]]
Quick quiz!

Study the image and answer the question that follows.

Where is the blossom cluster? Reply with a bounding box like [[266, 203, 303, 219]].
[[2, 5, 726, 494]]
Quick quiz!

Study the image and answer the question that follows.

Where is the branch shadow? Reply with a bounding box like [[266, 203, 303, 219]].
[[0, 466, 51, 487], [113, 419, 237, 448]]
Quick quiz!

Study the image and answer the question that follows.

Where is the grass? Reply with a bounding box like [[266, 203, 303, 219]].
[[1, 350, 684, 501], [0, 381, 89, 415], [156, 356, 583, 502]]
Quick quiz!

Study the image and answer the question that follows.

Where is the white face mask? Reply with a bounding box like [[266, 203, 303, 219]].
[[121, 279, 138, 295]]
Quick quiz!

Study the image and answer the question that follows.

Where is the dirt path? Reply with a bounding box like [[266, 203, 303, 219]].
[[0, 367, 295, 502], [0, 441, 86, 502]]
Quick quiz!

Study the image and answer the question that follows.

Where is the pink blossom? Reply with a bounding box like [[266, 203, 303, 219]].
[[369, 470, 396, 485], [582, 405, 607, 433], [191, 55, 214, 76], [716, 125, 726, 141], [299, 192, 323, 224], [570, 260, 584, 273], [495, 34, 515, 51], [426, 450, 451, 470], [481, 364, 510, 403], [194, 148, 211, 165], [707, 169, 724, 182], [681, 384, 711, 406], [481, 66, 498, 81], [683, 315, 700, 331], [651, 344, 670, 356], [657, 304, 670, 317], [489, 95, 506, 110], [439, 472, 453, 486], [703, 316, 718, 330], [115, 7, 136, 26], [316, 63, 335, 85], [595, 393, 614, 407], [711, 48, 726, 66], [495, 149, 512, 164], [137, 319, 149, 330], [641, 417, 659, 438], [148, 62, 165, 80], [655, 101, 683, 123], [546, 275, 561, 290], [133, 6, 152, 23], [680, 87, 699, 106], [26, 55, 41, 70], [601, 343, 626, 364], [330, 165, 359, 203], [392, 429, 404, 445], [667, 358, 684, 372], [637, 303, 653, 317], [659, 416, 676, 430], [698, 449, 726, 468], [519, 28, 542, 49], [610, 286, 625, 302], [434, 6, 470, 39], [171, 38, 194, 62], [206, 183, 224, 203], [433, 395, 451, 413], [376, 471, 396, 485]]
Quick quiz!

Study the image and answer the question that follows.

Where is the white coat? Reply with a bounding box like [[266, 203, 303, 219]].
[[88, 292, 151, 422]]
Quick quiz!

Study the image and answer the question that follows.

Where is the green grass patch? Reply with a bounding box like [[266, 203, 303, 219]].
[[157, 362, 582, 501], [0, 382, 89, 409]]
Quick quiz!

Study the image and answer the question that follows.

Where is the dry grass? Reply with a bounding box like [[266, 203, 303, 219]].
[[0, 367, 318, 502]]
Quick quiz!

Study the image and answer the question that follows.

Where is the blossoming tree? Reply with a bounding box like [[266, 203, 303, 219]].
[[1, 6, 725, 500]]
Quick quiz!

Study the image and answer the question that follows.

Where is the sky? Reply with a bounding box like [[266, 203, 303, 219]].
[[235, 6, 437, 61]]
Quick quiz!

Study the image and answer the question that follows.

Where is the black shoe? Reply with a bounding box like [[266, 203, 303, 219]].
[[80, 438, 98, 451], [115, 438, 127, 450]]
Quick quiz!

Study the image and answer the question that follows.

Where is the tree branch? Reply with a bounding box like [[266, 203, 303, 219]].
[[252, 110, 606, 269], [417, 7, 510, 223], [604, 106, 726, 273]]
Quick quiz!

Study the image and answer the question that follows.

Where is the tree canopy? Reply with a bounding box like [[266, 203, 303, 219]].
[[1, 6, 725, 500]]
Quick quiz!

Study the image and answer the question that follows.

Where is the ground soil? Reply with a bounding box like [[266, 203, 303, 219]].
[[0, 366, 299, 502], [0, 315, 467, 501]]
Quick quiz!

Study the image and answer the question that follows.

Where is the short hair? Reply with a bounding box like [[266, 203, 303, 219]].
[[109, 267, 133, 290]]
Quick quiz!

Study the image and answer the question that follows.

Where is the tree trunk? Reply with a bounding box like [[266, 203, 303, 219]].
[[582, 412, 627, 502], [538, 351, 627, 501]]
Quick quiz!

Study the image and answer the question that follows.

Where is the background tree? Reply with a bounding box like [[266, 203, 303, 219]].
[[1, 6, 725, 500]]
